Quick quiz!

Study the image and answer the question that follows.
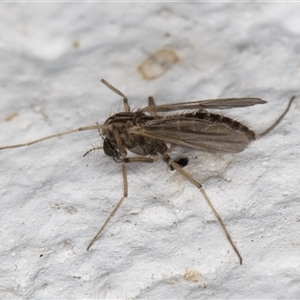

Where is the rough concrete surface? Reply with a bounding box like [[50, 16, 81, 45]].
[[0, 3, 300, 299]]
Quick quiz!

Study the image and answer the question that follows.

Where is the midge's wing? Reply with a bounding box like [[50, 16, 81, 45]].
[[130, 117, 252, 153], [140, 98, 266, 113]]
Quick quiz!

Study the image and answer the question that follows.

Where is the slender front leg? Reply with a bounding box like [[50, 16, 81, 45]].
[[87, 161, 128, 250], [163, 153, 242, 265], [86, 154, 158, 250]]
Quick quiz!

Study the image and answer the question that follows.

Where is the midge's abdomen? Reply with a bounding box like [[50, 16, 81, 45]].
[[182, 110, 256, 141]]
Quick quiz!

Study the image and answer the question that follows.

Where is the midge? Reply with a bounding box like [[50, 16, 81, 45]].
[[0, 80, 295, 265]]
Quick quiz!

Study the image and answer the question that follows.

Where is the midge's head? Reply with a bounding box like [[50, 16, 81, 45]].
[[81, 122, 125, 161], [102, 137, 121, 162]]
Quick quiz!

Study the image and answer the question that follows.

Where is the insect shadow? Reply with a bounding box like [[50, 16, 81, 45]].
[[0, 79, 295, 265]]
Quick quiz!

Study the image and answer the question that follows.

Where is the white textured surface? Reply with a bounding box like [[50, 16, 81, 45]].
[[1, 3, 300, 299]]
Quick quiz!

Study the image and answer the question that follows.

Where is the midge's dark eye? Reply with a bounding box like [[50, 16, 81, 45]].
[[103, 138, 116, 157]]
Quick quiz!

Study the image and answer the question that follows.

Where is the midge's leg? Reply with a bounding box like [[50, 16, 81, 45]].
[[100, 79, 131, 112], [86, 155, 158, 251], [0, 125, 104, 150], [258, 95, 296, 137], [172, 157, 189, 169], [87, 123, 158, 250], [165, 144, 189, 170], [163, 153, 243, 265], [147, 96, 158, 117], [148, 96, 155, 107], [87, 161, 128, 251]]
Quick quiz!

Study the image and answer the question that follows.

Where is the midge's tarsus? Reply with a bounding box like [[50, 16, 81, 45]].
[[0, 80, 295, 265]]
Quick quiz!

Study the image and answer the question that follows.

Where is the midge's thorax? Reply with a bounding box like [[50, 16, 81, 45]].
[[102, 111, 168, 160]]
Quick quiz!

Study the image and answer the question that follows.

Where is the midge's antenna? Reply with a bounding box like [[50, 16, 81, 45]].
[[0, 125, 104, 150], [0, 80, 296, 265]]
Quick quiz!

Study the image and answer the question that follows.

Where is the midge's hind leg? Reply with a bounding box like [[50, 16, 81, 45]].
[[163, 153, 243, 265], [258, 95, 296, 137]]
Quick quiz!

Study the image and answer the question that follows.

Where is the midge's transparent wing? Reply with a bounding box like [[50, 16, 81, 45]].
[[140, 98, 266, 113], [130, 117, 252, 153]]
